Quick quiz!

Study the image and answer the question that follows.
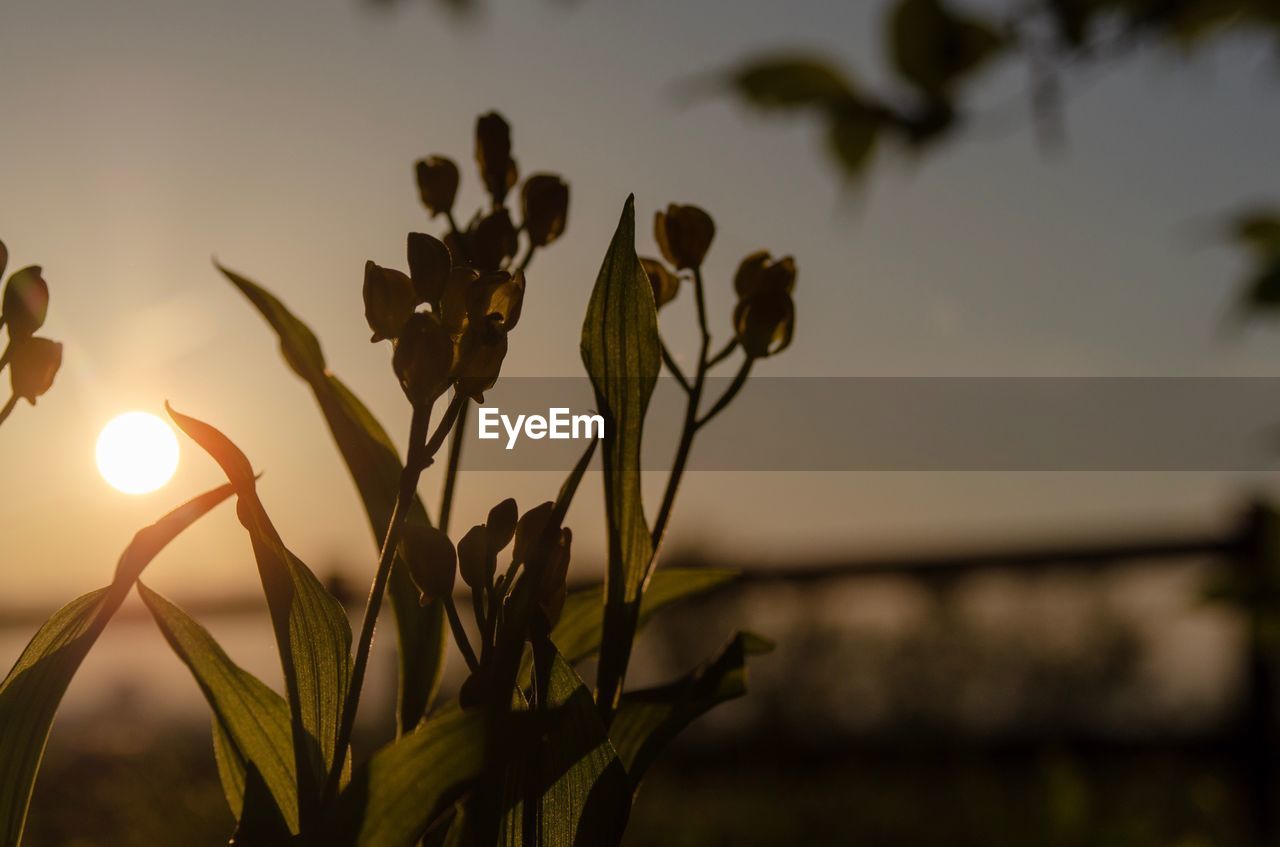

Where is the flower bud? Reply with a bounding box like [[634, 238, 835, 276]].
[[521, 174, 569, 247], [457, 524, 492, 589], [392, 312, 454, 405], [2, 265, 50, 343], [475, 112, 517, 206], [733, 288, 794, 359], [363, 261, 417, 342], [467, 270, 524, 341], [538, 528, 572, 626], [452, 327, 508, 403], [640, 258, 680, 310], [407, 232, 452, 307], [486, 497, 518, 554], [654, 204, 715, 270], [470, 210, 519, 272], [440, 265, 480, 338], [415, 156, 459, 218], [9, 336, 62, 404], [512, 501, 554, 565], [734, 251, 796, 300], [401, 521, 456, 604]]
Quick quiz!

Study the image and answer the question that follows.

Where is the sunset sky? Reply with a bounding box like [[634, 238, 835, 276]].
[[3, 0, 1280, 604]]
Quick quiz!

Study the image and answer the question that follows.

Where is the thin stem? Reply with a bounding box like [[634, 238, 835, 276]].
[[323, 390, 465, 803], [0, 342, 12, 372], [516, 245, 537, 274], [650, 267, 713, 551], [0, 394, 18, 427], [696, 356, 753, 431], [444, 594, 481, 671], [660, 341, 692, 394], [707, 338, 739, 369], [438, 399, 470, 534]]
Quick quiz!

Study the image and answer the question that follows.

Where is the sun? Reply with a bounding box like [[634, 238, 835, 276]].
[[96, 412, 180, 495]]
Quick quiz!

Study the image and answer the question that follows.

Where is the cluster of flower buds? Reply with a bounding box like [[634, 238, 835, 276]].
[[641, 205, 796, 359], [415, 112, 569, 272], [367, 113, 568, 408], [0, 239, 63, 417]]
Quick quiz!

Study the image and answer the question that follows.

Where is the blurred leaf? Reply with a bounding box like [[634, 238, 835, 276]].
[[220, 264, 446, 732], [136, 583, 299, 835], [324, 707, 485, 847], [0, 483, 234, 846], [1232, 210, 1280, 257], [609, 631, 773, 786], [891, 0, 1007, 98], [827, 103, 882, 178], [498, 650, 630, 846], [1242, 257, 1280, 311], [548, 568, 737, 667], [730, 56, 857, 109], [580, 195, 661, 716], [168, 405, 352, 827]]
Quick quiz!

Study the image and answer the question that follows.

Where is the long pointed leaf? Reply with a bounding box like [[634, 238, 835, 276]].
[[168, 405, 352, 828], [0, 483, 234, 846], [136, 582, 298, 834], [580, 195, 661, 716], [326, 707, 486, 847], [219, 263, 445, 731], [609, 631, 773, 787]]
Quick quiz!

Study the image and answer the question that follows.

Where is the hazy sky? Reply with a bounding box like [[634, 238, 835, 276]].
[[2, 0, 1280, 603]]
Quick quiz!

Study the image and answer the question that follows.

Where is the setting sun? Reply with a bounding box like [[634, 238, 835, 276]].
[[95, 412, 180, 495]]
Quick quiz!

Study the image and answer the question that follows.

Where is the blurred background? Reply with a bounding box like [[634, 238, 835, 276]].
[[3, 0, 1280, 843]]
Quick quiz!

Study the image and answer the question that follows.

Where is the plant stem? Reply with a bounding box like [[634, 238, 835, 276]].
[[707, 338, 739, 369], [0, 342, 12, 372], [650, 267, 712, 551], [324, 390, 465, 803], [444, 594, 481, 671], [438, 399, 470, 534], [696, 355, 753, 430], [660, 341, 692, 393], [0, 394, 17, 427]]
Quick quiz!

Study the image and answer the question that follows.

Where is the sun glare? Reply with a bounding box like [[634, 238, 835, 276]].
[[96, 412, 180, 495]]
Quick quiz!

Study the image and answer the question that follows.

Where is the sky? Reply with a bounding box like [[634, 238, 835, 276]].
[[2, 0, 1280, 604]]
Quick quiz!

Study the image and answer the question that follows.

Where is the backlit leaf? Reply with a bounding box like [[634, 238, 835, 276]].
[[0, 483, 234, 846], [580, 195, 661, 716], [731, 56, 857, 109], [220, 263, 446, 731]]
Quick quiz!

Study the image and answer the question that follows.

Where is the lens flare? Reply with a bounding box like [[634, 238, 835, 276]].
[[96, 412, 180, 495]]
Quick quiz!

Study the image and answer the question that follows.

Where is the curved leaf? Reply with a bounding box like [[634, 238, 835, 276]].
[[609, 631, 773, 787], [168, 405, 352, 828], [136, 583, 298, 835], [326, 707, 485, 847], [580, 195, 661, 716], [0, 483, 234, 846], [219, 263, 446, 731]]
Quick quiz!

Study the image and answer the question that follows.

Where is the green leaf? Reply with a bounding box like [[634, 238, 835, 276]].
[[168, 405, 352, 828], [0, 483, 234, 846], [826, 104, 881, 178], [325, 707, 486, 847], [610, 631, 773, 787], [220, 263, 446, 732], [731, 56, 857, 109], [580, 195, 661, 717], [498, 649, 630, 846], [136, 582, 298, 834], [891, 0, 1006, 98], [548, 568, 737, 668]]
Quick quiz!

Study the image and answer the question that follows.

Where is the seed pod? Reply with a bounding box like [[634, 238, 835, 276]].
[[401, 521, 457, 604], [512, 501, 554, 565], [9, 337, 62, 404], [475, 112, 517, 206], [363, 261, 417, 342], [733, 288, 795, 359], [640, 258, 680, 310], [415, 156, 460, 218], [521, 174, 569, 247], [2, 266, 50, 343], [486, 498, 518, 554], [654, 204, 715, 270], [392, 312, 454, 405], [470, 210, 519, 272], [734, 251, 796, 300], [457, 524, 492, 589], [407, 232, 452, 308]]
